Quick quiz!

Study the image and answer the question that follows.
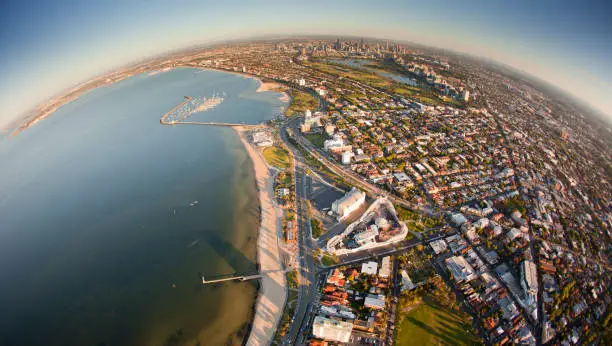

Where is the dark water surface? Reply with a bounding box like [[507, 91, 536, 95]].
[[0, 68, 285, 345]]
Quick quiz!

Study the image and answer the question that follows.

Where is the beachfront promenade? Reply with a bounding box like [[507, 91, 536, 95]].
[[235, 127, 287, 346]]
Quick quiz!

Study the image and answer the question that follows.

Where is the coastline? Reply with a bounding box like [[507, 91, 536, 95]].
[[256, 80, 283, 93], [10, 67, 291, 137], [234, 126, 288, 346]]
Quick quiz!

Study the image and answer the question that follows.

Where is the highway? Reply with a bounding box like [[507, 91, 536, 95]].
[[281, 121, 319, 345]]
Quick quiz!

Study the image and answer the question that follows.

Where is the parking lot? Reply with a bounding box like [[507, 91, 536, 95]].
[[307, 174, 345, 220], [348, 331, 383, 345]]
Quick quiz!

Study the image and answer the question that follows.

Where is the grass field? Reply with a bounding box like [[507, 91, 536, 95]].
[[309, 61, 392, 89], [286, 89, 319, 116], [320, 253, 338, 266], [263, 146, 291, 170], [311, 218, 325, 238], [395, 296, 480, 345], [304, 132, 329, 148], [309, 59, 465, 108]]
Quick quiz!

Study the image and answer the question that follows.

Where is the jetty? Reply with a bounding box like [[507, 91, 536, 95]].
[[201, 268, 292, 285], [170, 121, 248, 127], [160, 96, 192, 124]]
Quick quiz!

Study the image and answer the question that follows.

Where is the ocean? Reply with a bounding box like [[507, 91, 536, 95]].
[[0, 68, 286, 345]]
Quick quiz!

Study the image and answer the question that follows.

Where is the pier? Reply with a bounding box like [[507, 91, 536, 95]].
[[201, 268, 293, 285], [160, 96, 192, 124], [162, 119, 266, 129], [170, 121, 250, 127]]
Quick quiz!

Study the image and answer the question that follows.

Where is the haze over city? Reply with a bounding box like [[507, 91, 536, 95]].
[[1, 0, 611, 131]]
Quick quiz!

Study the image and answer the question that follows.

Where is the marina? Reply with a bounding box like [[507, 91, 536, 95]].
[[160, 92, 226, 125]]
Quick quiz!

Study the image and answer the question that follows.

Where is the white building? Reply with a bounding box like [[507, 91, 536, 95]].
[[430, 239, 448, 254], [341, 151, 353, 165], [393, 172, 410, 182], [445, 256, 476, 282], [298, 78, 306, 86], [378, 256, 391, 278], [256, 139, 273, 147], [332, 187, 366, 219], [312, 315, 353, 343], [354, 225, 379, 246], [301, 110, 322, 132], [252, 131, 273, 147], [361, 261, 378, 275], [324, 134, 344, 151], [450, 213, 468, 227], [375, 217, 389, 229], [326, 197, 408, 255], [474, 218, 489, 229], [400, 270, 415, 291]]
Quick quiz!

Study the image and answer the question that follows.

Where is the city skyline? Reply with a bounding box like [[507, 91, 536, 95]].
[[1, 0, 611, 131]]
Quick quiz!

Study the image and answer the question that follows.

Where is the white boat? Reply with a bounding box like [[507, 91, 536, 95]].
[[193, 92, 225, 113]]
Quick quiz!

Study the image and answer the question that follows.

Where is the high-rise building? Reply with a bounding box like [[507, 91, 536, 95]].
[[312, 316, 353, 343]]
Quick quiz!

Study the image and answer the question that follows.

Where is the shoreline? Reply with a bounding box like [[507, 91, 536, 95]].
[[255, 80, 283, 93], [9, 66, 290, 137], [234, 126, 287, 346]]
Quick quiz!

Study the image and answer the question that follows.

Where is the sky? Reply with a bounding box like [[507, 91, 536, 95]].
[[1, 0, 611, 130]]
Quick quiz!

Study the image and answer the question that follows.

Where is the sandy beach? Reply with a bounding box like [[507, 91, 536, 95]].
[[256, 80, 284, 93], [235, 127, 287, 346]]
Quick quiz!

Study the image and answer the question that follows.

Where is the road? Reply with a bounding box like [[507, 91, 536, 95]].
[[286, 117, 439, 218], [279, 117, 451, 343], [281, 121, 319, 345], [320, 232, 452, 273], [489, 104, 543, 344]]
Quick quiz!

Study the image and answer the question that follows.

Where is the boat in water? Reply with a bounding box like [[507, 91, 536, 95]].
[[193, 92, 225, 113], [162, 92, 225, 124]]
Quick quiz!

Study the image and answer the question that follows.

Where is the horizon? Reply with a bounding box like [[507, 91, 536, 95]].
[[1, 0, 611, 130]]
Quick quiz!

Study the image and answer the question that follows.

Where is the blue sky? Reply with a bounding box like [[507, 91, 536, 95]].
[[1, 0, 611, 130]]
